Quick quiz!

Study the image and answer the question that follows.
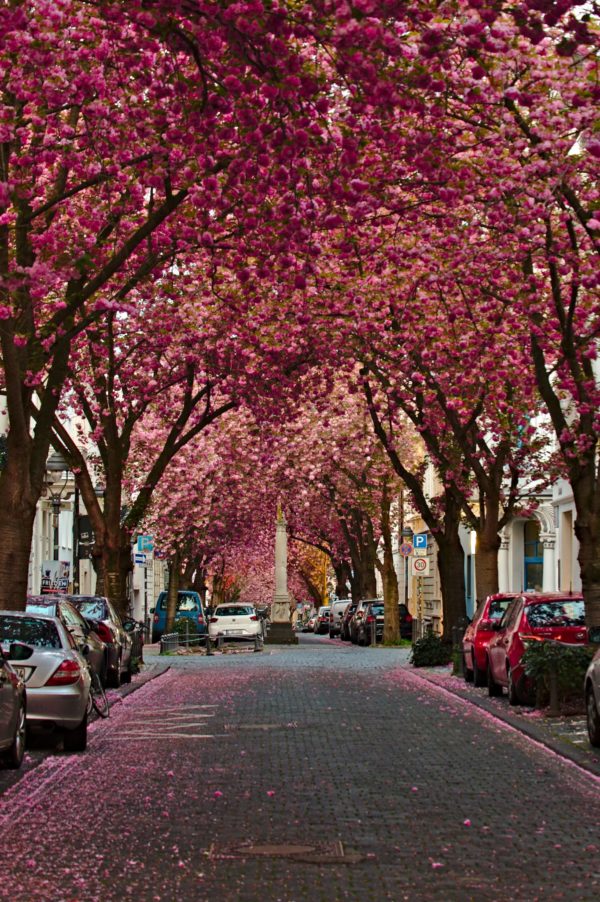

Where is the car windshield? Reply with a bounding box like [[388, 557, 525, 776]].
[[370, 605, 384, 615], [525, 600, 585, 628], [216, 606, 254, 617], [72, 599, 107, 619], [0, 615, 62, 649], [488, 598, 514, 619]]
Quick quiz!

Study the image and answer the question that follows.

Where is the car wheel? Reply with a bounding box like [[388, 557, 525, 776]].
[[63, 710, 88, 753], [3, 700, 26, 769], [329, 631, 335, 639], [121, 662, 132, 685], [507, 667, 520, 706], [106, 653, 121, 689], [487, 660, 502, 697], [473, 656, 487, 688], [463, 653, 474, 683], [586, 685, 600, 748]]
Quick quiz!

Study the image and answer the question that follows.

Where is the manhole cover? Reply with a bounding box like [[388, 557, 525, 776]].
[[211, 841, 371, 865]]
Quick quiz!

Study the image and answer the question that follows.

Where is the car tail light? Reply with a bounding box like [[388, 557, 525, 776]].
[[366, 615, 375, 624], [46, 659, 82, 686], [94, 622, 114, 644], [210, 617, 219, 623], [250, 615, 258, 621], [518, 632, 544, 642], [404, 613, 413, 623], [153, 614, 159, 624], [197, 614, 204, 623]]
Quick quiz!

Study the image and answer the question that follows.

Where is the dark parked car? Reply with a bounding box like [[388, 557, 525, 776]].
[[67, 595, 132, 688], [27, 595, 108, 686], [356, 601, 384, 646], [462, 593, 517, 687], [349, 599, 380, 644], [340, 603, 358, 641], [0, 644, 27, 768], [398, 603, 414, 640], [486, 592, 587, 705]]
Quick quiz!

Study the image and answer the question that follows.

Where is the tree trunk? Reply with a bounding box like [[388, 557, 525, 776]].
[[475, 527, 501, 601], [333, 560, 351, 598], [380, 484, 400, 643], [436, 529, 467, 642], [0, 468, 37, 610], [573, 482, 600, 629], [165, 549, 181, 634]]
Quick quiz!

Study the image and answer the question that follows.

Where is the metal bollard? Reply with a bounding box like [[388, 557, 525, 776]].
[[205, 633, 213, 656], [371, 619, 377, 647], [548, 666, 560, 716], [254, 634, 262, 652]]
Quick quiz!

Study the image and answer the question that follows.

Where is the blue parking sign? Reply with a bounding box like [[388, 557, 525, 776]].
[[414, 533, 428, 550]]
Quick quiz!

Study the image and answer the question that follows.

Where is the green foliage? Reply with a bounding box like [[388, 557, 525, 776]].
[[410, 632, 452, 667], [172, 617, 199, 637], [522, 641, 594, 708]]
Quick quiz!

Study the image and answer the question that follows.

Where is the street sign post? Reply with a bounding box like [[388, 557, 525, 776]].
[[413, 532, 428, 556], [134, 552, 147, 567], [411, 556, 429, 576], [399, 542, 413, 557], [137, 535, 154, 554]]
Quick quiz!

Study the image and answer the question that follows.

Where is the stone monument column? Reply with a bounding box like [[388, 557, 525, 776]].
[[265, 503, 298, 644]]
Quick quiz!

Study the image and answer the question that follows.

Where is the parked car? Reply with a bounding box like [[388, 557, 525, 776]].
[[340, 602, 358, 641], [584, 627, 600, 748], [349, 599, 381, 644], [314, 606, 331, 636], [305, 616, 316, 633], [67, 595, 132, 688], [398, 603, 414, 640], [150, 590, 206, 643], [0, 644, 27, 768], [328, 600, 351, 639], [462, 593, 518, 687], [356, 601, 384, 646], [27, 595, 108, 686], [208, 604, 262, 643], [486, 592, 587, 705], [0, 612, 91, 752]]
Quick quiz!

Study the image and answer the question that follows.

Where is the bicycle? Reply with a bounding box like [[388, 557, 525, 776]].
[[86, 665, 110, 719]]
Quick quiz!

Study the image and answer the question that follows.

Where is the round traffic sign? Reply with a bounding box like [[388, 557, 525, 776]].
[[413, 557, 427, 572], [400, 542, 413, 557]]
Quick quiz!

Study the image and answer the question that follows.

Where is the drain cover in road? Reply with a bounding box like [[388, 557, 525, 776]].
[[210, 841, 369, 865]]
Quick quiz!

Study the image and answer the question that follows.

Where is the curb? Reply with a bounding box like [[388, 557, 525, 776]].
[[405, 665, 600, 780]]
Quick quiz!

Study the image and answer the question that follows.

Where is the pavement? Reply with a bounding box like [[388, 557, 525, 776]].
[[1, 636, 599, 901], [145, 640, 600, 780]]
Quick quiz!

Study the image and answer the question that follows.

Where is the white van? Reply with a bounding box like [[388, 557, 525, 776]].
[[328, 599, 351, 638]]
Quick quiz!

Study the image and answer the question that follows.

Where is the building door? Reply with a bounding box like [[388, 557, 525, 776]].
[[524, 521, 543, 591]]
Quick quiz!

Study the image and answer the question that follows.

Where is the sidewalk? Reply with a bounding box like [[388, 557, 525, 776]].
[[405, 661, 600, 779]]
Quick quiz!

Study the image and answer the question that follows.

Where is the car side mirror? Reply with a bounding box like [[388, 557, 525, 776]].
[[588, 626, 600, 644], [149, 607, 155, 614]]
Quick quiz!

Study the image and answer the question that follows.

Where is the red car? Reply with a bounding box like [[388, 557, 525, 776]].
[[462, 593, 517, 687], [486, 592, 587, 705]]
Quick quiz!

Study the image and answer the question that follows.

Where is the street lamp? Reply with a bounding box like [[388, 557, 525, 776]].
[[44, 451, 70, 560]]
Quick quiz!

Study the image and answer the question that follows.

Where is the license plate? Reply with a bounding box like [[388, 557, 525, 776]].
[[224, 630, 243, 636]]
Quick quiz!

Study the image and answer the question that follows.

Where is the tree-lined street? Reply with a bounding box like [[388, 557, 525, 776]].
[[1, 639, 599, 901]]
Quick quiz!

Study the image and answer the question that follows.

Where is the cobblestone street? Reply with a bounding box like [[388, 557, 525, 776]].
[[1, 638, 599, 901]]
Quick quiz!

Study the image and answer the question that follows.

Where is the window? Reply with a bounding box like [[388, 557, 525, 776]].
[[0, 616, 61, 648]]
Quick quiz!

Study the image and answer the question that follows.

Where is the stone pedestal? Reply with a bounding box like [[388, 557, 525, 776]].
[[265, 505, 298, 645]]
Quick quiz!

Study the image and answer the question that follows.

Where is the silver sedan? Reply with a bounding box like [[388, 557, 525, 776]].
[[0, 612, 91, 752]]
